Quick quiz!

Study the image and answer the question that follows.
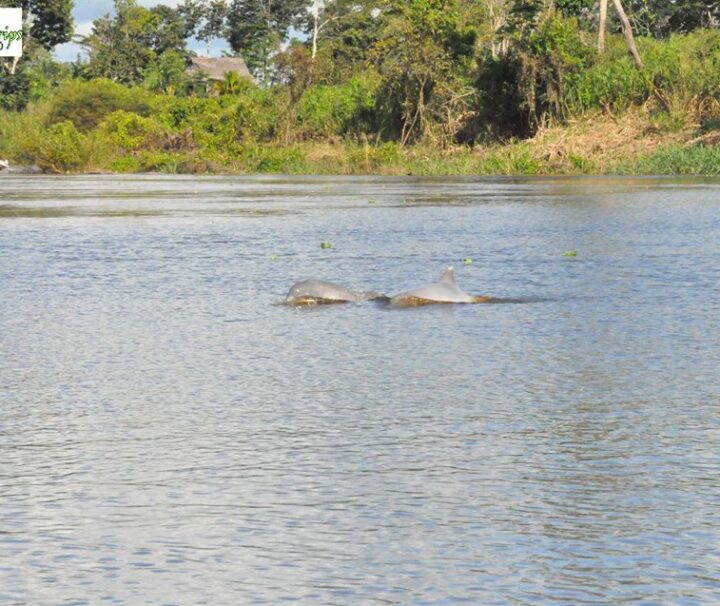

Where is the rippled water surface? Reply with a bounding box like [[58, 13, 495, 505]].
[[1, 175, 719, 605]]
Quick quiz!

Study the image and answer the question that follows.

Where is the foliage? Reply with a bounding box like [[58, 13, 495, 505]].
[[23, 120, 89, 173], [300, 0, 386, 80], [474, 10, 593, 137], [46, 78, 154, 131], [346, 141, 401, 170], [627, 0, 720, 38], [97, 110, 162, 150], [0, 0, 74, 50], [143, 50, 188, 94], [83, 0, 189, 85], [298, 74, 380, 137], [555, 0, 595, 18], [232, 87, 283, 141], [186, 0, 227, 46], [566, 30, 720, 118], [226, 0, 310, 79], [0, 0, 74, 110], [3, 4, 720, 176], [135, 151, 185, 172], [148, 4, 193, 54], [109, 155, 142, 172], [371, 0, 478, 144], [237, 142, 307, 172], [618, 144, 720, 175], [27, 0, 74, 49], [213, 70, 254, 96], [0, 65, 30, 111], [25, 52, 73, 102]]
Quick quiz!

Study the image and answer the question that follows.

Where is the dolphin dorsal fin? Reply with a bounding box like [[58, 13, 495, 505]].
[[439, 266, 456, 285]]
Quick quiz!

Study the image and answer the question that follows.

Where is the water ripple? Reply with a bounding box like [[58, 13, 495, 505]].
[[1, 175, 719, 605]]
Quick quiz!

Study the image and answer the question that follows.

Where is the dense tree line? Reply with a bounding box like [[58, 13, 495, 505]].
[[2, 0, 719, 142]]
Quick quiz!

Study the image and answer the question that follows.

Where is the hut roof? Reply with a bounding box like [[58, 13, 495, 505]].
[[187, 56, 252, 81]]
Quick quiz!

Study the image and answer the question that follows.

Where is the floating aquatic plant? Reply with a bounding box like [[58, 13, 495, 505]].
[[563, 250, 578, 257], [463, 258, 473, 265], [320, 242, 333, 249]]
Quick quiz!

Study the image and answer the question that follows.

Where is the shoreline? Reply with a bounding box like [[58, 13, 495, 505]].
[[4, 110, 718, 177]]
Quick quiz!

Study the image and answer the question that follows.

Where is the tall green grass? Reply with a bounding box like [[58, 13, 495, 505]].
[[565, 30, 720, 121], [616, 145, 720, 175]]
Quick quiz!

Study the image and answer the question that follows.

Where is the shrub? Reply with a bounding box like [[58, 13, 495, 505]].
[[97, 110, 163, 150], [0, 109, 38, 161], [24, 120, 89, 173], [46, 79, 154, 131], [474, 11, 593, 138], [156, 96, 240, 151], [237, 144, 307, 173], [565, 30, 720, 119], [232, 87, 284, 142], [26, 56, 73, 104], [298, 74, 380, 137], [213, 71, 255, 96], [109, 155, 142, 172], [136, 151, 184, 173]]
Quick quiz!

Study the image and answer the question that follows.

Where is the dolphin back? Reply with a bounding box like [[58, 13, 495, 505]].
[[285, 280, 384, 305], [390, 266, 475, 304]]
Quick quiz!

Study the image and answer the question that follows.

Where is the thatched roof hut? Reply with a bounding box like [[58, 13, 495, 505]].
[[187, 56, 253, 82]]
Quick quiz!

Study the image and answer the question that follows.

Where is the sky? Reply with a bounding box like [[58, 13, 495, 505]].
[[54, 0, 229, 62]]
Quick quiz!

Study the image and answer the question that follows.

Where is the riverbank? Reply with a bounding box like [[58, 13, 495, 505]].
[[3, 27, 720, 178], [3, 106, 718, 176], [277, 109, 719, 176]]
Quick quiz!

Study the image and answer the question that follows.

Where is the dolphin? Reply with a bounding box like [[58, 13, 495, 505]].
[[284, 279, 385, 306], [389, 266, 493, 306]]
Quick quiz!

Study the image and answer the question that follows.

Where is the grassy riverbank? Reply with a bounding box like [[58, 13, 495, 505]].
[[3, 107, 717, 176], [2, 30, 719, 176]]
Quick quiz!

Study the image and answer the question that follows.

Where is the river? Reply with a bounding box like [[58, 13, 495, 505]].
[[1, 175, 719, 605]]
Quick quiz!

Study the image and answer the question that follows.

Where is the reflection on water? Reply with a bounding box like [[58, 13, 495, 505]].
[[1, 175, 719, 605]]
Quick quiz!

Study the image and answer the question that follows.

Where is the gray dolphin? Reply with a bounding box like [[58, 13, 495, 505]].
[[284, 280, 385, 306], [389, 266, 493, 306]]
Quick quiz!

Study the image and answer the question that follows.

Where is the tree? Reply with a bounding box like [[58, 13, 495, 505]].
[[179, 0, 228, 53], [304, 0, 360, 61], [372, 0, 477, 145], [598, 0, 607, 52], [476, 6, 593, 138], [0, 0, 73, 110], [27, 0, 73, 49], [84, 0, 158, 84], [150, 4, 192, 55], [0, 0, 74, 50], [597, 0, 643, 69], [626, 0, 719, 37], [309, 1, 334, 60], [143, 50, 188, 93], [303, 0, 388, 80], [472, 0, 513, 58], [0, 65, 29, 110], [662, 0, 719, 32], [225, 0, 310, 79], [613, 0, 643, 69], [83, 0, 190, 85]]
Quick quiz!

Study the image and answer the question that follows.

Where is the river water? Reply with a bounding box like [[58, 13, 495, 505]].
[[1, 175, 719, 605]]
